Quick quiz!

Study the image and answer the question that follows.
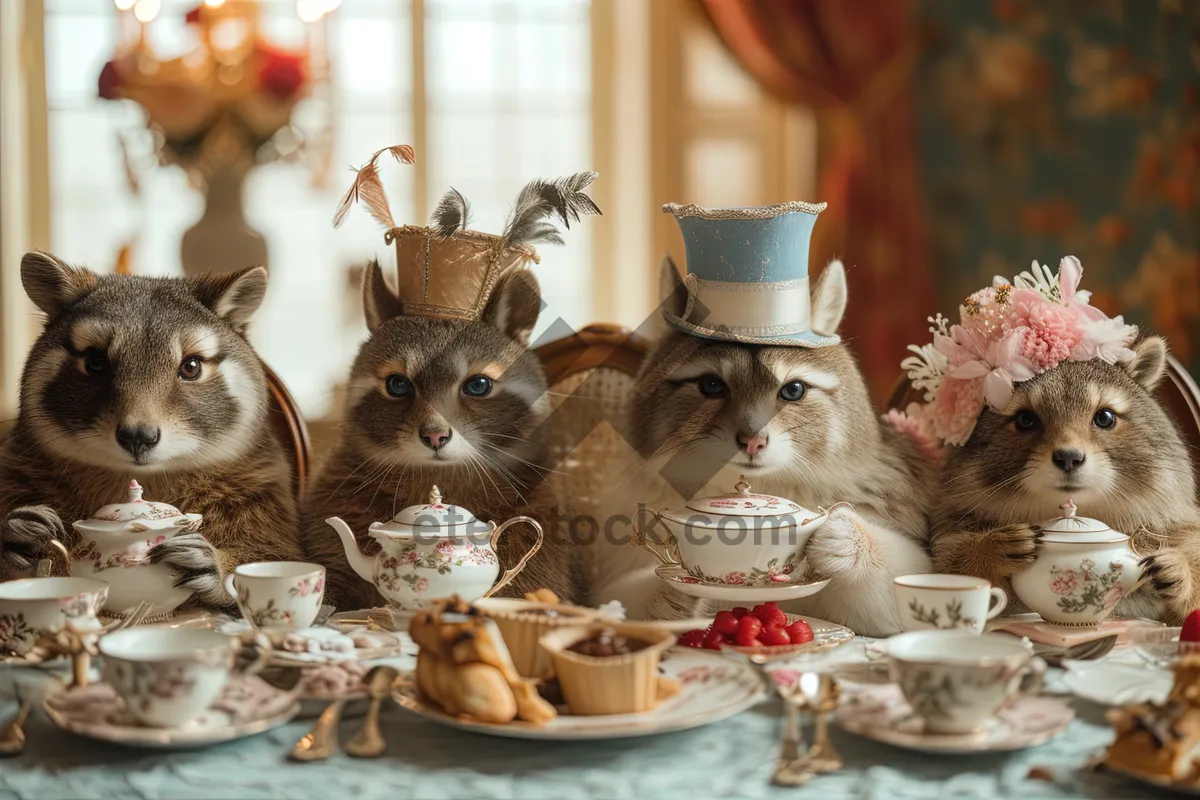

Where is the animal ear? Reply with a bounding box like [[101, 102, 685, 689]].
[[482, 269, 542, 346], [1124, 335, 1169, 390], [810, 259, 847, 336], [362, 260, 403, 333], [20, 251, 98, 319], [190, 266, 268, 334]]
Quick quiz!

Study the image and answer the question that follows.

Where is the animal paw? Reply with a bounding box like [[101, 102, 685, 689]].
[[1140, 548, 1195, 611], [987, 523, 1042, 575], [805, 507, 876, 579], [0, 506, 68, 574], [149, 533, 234, 610]]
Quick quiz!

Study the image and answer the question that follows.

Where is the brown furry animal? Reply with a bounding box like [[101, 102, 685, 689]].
[[588, 260, 937, 636], [931, 336, 1200, 623], [300, 260, 585, 611], [0, 252, 302, 610]]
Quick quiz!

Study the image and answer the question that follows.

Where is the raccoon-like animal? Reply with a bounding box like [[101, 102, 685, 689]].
[[589, 259, 935, 636], [0, 252, 302, 608], [300, 262, 585, 611], [931, 336, 1200, 623]]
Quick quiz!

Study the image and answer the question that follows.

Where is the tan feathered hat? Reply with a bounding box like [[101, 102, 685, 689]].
[[334, 145, 600, 322]]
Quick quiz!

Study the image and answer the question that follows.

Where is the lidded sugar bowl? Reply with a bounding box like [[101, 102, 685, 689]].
[[326, 485, 544, 611], [68, 480, 202, 619], [1010, 499, 1143, 626]]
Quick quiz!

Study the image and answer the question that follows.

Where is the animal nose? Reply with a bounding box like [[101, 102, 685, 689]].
[[737, 432, 769, 456], [116, 426, 161, 460], [1052, 447, 1087, 473], [420, 429, 452, 451]]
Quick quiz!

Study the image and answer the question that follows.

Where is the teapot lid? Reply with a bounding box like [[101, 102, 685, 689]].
[[1039, 499, 1124, 543], [387, 486, 479, 529], [683, 476, 806, 518], [75, 480, 201, 532]]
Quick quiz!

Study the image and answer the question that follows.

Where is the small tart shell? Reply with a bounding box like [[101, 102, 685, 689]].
[[539, 623, 676, 716], [473, 597, 600, 680]]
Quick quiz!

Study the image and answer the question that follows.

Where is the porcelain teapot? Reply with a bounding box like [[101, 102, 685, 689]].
[[632, 476, 849, 586], [65, 480, 201, 619], [1010, 500, 1144, 626], [326, 486, 544, 611]]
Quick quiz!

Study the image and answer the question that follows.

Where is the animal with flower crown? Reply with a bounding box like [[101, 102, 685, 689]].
[[299, 146, 600, 610], [893, 257, 1200, 622]]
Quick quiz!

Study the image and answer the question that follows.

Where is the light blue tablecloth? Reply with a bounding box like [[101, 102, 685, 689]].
[[0, 649, 1175, 800]]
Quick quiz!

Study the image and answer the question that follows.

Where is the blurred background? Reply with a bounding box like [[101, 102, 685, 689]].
[[0, 0, 1197, 448]]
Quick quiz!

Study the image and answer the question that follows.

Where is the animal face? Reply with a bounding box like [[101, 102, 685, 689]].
[[944, 337, 1189, 516], [18, 253, 270, 473], [343, 262, 548, 474], [630, 259, 873, 496]]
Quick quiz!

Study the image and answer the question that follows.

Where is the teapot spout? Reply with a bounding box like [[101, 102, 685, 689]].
[[326, 517, 374, 584]]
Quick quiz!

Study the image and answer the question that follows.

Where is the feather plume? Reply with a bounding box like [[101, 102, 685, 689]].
[[430, 187, 471, 238], [501, 171, 601, 247], [332, 144, 416, 229]]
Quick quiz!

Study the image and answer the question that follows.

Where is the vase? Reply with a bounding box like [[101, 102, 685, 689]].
[[180, 166, 268, 277]]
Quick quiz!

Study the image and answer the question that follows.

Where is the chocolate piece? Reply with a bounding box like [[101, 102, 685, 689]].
[[567, 628, 651, 657]]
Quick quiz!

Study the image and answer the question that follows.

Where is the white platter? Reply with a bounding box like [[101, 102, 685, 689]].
[[392, 647, 764, 740]]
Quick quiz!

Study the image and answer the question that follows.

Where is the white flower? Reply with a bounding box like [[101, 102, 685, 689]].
[[1072, 316, 1139, 364], [901, 343, 949, 402], [1013, 259, 1061, 302]]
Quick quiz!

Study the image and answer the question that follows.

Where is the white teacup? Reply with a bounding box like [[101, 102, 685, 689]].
[[224, 561, 325, 632], [99, 628, 263, 727], [0, 577, 109, 657], [894, 574, 1008, 634], [886, 630, 1044, 734]]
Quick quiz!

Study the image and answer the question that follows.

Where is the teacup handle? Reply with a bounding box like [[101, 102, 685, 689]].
[[986, 587, 1009, 620], [222, 573, 254, 626], [36, 539, 72, 578], [629, 511, 683, 568], [1016, 656, 1046, 697], [483, 516, 544, 598], [233, 630, 272, 677]]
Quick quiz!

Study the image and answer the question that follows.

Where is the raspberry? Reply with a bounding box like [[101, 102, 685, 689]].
[[702, 629, 726, 651], [713, 610, 740, 637], [1183, 610, 1200, 643], [762, 626, 792, 647], [785, 619, 814, 644], [752, 602, 787, 629], [678, 629, 706, 648], [731, 606, 751, 619]]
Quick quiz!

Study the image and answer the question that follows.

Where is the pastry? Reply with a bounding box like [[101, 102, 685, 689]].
[[1106, 653, 1200, 784], [539, 622, 676, 716], [409, 595, 557, 726]]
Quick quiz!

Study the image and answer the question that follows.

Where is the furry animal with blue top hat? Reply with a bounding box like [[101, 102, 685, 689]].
[[660, 201, 840, 347]]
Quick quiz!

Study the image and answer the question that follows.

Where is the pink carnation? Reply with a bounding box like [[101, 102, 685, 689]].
[[1016, 297, 1083, 370], [932, 377, 985, 446], [884, 404, 944, 463]]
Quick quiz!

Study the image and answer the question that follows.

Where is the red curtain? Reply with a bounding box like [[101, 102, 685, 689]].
[[699, 0, 933, 407]]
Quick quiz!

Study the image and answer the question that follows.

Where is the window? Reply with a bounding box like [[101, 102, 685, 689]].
[[42, 0, 592, 419]]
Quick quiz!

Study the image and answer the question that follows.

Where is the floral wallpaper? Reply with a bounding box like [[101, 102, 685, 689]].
[[915, 0, 1200, 369]]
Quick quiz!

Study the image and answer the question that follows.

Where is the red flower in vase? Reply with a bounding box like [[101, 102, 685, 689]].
[[98, 59, 122, 100], [256, 46, 307, 101]]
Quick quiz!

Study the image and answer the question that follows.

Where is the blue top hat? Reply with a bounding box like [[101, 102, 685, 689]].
[[660, 201, 839, 347]]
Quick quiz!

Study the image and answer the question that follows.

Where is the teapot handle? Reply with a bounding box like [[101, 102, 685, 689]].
[[484, 516, 544, 598], [36, 539, 72, 578], [629, 511, 683, 568], [806, 501, 856, 526]]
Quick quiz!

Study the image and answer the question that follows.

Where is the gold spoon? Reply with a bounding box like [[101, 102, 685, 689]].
[[802, 673, 843, 774], [0, 699, 31, 757], [344, 666, 398, 759], [289, 698, 346, 762]]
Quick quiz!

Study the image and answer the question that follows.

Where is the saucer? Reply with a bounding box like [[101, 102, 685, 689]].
[[835, 684, 1074, 753], [42, 674, 299, 749], [1060, 661, 1172, 706], [392, 647, 765, 740], [654, 566, 830, 603]]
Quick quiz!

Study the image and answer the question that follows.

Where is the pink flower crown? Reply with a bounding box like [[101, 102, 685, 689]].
[[886, 257, 1138, 455]]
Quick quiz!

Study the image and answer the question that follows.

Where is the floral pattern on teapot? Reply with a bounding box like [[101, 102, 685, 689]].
[[1048, 558, 1126, 615]]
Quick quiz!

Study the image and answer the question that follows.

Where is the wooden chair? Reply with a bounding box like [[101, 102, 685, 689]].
[[262, 361, 312, 502], [885, 355, 1200, 479], [533, 323, 649, 523]]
